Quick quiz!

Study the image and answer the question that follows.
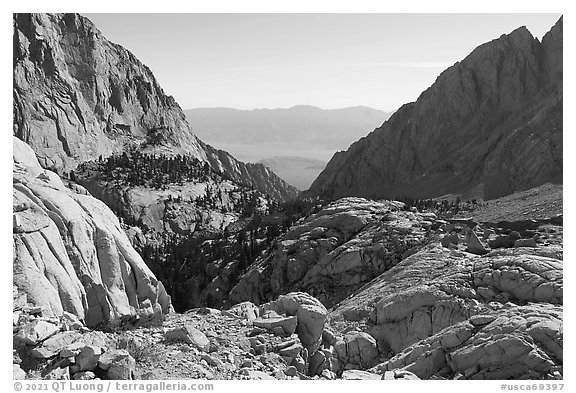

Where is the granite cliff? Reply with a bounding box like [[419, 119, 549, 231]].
[[13, 13, 205, 171], [13, 13, 297, 201], [306, 18, 562, 201], [13, 137, 170, 328]]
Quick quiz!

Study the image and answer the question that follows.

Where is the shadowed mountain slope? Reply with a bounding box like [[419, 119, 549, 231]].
[[305, 18, 562, 201]]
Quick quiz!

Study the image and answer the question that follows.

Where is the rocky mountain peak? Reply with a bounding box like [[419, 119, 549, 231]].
[[305, 18, 562, 201], [13, 13, 297, 202], [541, 16, 563, 85], [13, 13, 207, 172]]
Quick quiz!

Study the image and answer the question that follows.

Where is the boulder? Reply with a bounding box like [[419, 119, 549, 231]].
[[13, 364, 27, 379], [164, 325, 210, 352], [293, 355, 306, 373], [14, 320, 60, 346], [322, 328, 338, 347], [30, 331, 83, 359], [341, 370, 381, 380], [308, 350, 328, 376], [261, 292, 328, 354], [382, 370, 420, 380], [75, 345, 103, 372], [489, 235, 514, 249], [253, 315, 298, 336], [72, 371, 97, 380], [226, 302, 259, 321], [336, 331, 379, 368], [465, 228, 488, 255], [284, 366, 298, 377], [279, 343, 304, 359], [242, 370, 276, 380]]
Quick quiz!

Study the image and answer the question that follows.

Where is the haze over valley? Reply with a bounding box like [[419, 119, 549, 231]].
[[185, 105, 391, 188]]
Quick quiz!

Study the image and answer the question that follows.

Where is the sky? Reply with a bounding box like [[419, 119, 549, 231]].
[[75, 14, 560, 112]]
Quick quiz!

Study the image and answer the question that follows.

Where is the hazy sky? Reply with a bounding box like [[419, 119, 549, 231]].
[[86, 13, 561, 112]]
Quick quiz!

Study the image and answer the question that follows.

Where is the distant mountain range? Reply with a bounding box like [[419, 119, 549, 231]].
[[184, 105, 391, 189], [185, 105, 391, 162]]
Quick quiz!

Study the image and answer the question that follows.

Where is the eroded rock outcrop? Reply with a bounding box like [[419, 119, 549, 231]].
[[331, 245, 562, 347], [328, 242, 562, 378], [306, 18, 562, 201], [230, 198, 432, 306], [13, 137, 170, 327], [371, 304, 562, 380]]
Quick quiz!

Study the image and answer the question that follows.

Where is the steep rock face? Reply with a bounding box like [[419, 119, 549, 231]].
[[13, 13, 297, 202], [13, 137, 170, 327], [13, 13, 205, 172], [229, 198, 432, 307], [306, 18, 562, 201]]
